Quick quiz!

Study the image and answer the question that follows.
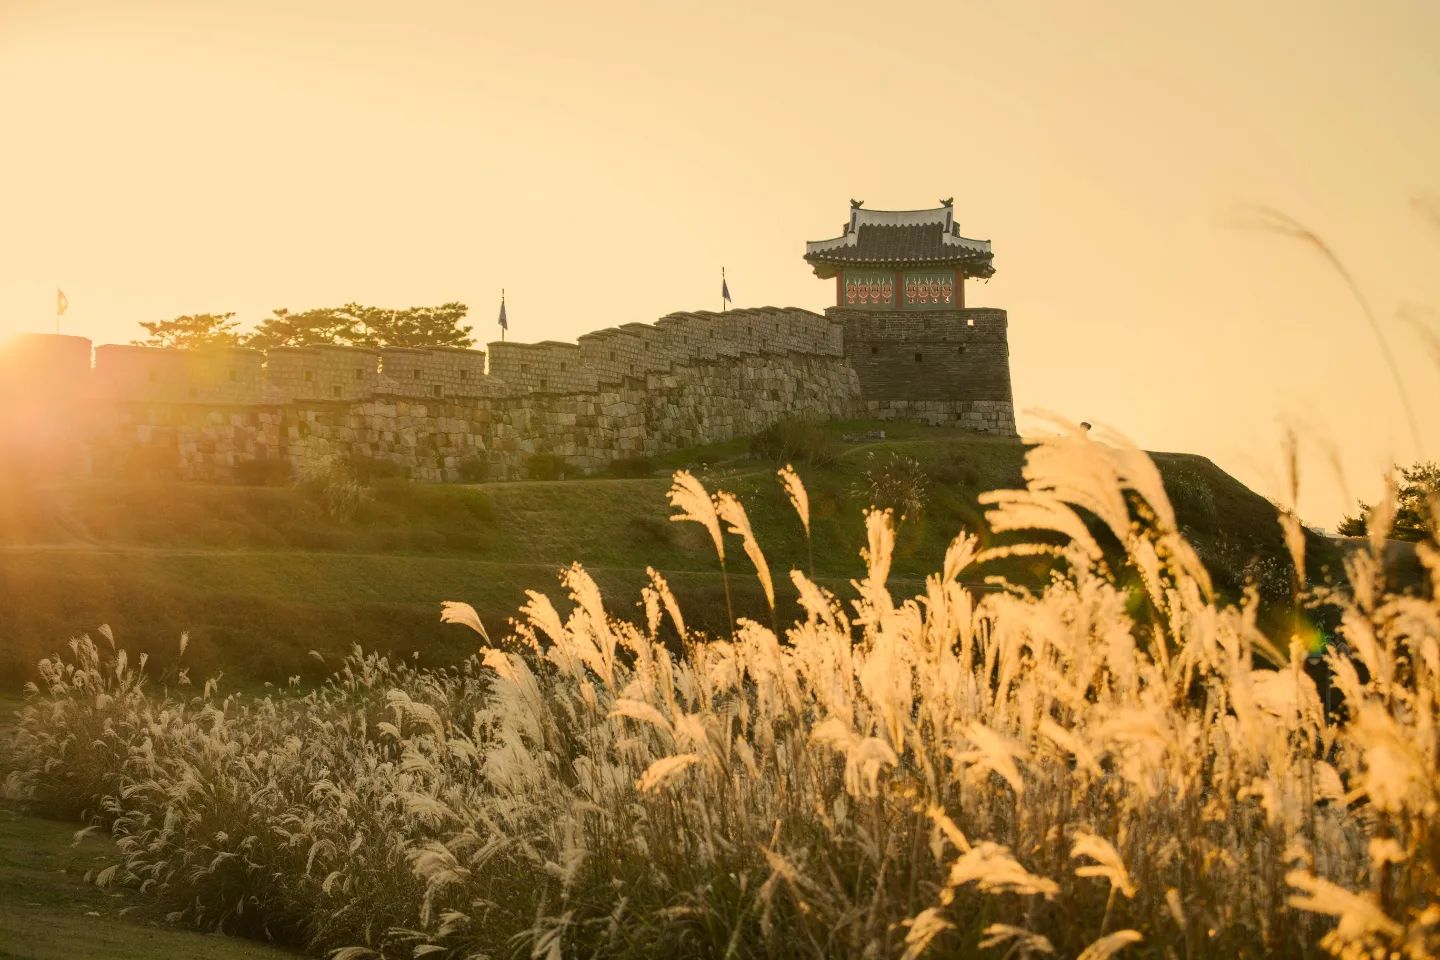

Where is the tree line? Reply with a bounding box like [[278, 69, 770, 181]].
[[1337, 459, 1439, 542], [133, 303, 475, 351]]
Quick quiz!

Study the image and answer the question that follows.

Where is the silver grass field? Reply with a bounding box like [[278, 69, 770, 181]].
[[2, 423, 1436, 959]]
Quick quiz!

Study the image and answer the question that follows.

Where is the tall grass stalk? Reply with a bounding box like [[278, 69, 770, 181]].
[[2, 426, 1437, 959]]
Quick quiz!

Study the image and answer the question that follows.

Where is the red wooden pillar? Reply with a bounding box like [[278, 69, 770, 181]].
[[836, 273, 843, 307], [956, 268, 965, 308]]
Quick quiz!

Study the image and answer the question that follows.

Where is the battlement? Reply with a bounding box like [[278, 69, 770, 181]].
[[266, 344, 379, 403], [0, 304, 857, 410], [0, 291, 1013, 484], [380, 346, 488, 399]]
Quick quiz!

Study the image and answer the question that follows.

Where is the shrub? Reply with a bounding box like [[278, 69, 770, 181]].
[[851, 450, 930, 516], [1165, 468, 1220, 532], [456, 454, 489, 483], [347, 454, 409, 484], [604, 456, 657, 478], [749, 419, 838, 466], [524, 453, 570, 481], [231, 456, 291, 486], [295, 458, 369, 521], [928, 451, 982, 488]]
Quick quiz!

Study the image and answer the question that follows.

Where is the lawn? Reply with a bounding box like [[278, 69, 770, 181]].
[[0, 421, 1323, 690]]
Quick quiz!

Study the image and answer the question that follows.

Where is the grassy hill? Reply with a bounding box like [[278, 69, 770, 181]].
[[0, 420, 1333, 689]]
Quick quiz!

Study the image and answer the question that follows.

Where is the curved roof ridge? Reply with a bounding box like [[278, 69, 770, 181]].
[[803, 198, 996, 279]]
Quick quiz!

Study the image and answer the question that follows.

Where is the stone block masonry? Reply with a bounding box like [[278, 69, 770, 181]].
[[0, 302, 1015, 483], [835, 307, 1015, 434]]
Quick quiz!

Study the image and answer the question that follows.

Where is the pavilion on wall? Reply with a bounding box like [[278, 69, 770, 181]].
[[803, 198, 995, 310]]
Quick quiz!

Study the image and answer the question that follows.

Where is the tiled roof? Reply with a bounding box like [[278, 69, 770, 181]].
[[804, 202, 995, 278]]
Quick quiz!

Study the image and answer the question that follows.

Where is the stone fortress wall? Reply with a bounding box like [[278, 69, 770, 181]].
[[0, 304, 1014, 483], [834, 307, 1016, 435]]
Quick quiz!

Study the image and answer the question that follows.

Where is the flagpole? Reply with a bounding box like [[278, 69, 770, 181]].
[[721, 267, 726, 313]]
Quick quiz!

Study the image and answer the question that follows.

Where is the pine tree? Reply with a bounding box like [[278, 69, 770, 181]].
[[1337, 460, 1440, 542], [133, 312, 241, 349]]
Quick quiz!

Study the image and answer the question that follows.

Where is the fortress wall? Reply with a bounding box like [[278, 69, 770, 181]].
[[86, 351, 862, 482], [264, 347, 323, 401], [380, 346, 488, 399], [3, 296, 1012, 483], [266, 345, 380, 402], [0, 334, 92, 401], [576, 327, 643, 385], [184, 347, 265, 404], [655, 314, 706, 364], [834, 306, 1015, 435], [93, 344, 193, 402], [0, 334, 94, 476], [620, 322, 678, 373], [485, 340, 593, 394], [91, 343, 267, 404]]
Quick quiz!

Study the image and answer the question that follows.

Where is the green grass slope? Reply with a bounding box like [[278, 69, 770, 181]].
[[0, 421, 1328, 689]]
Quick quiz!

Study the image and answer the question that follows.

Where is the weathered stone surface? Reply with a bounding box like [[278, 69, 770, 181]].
[[1, 302, 1017, 483]]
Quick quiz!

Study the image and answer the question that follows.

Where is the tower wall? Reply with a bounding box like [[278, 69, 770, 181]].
[[0, 333, 91, 393], [834, 306, 1015, 434]]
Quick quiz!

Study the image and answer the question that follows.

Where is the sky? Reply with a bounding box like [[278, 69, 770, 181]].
[[2, 0, 1438, 527]]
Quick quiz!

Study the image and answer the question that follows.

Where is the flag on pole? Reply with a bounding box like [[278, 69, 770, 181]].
[[498, 290, 507, 340], [56, 288, 68, 316], [721, 268, 731, 311]]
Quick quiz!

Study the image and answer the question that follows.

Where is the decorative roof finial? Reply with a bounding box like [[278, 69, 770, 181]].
[[940, 197, 954, 207], [850, 198, 864, 209]]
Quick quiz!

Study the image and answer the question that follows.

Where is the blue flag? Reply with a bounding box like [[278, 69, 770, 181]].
[[722, 275, 732, 303], [498, 297, 507, 331]]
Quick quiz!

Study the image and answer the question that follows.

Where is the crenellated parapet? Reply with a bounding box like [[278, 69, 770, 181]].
[[1, 303, 858, 410], [379, 346, 488, 399], [0, 248, 1015, 484], [265, 344, 380, 403]]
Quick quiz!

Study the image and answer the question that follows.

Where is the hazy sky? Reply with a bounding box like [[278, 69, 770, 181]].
[[3, 0, 1438, 527]]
